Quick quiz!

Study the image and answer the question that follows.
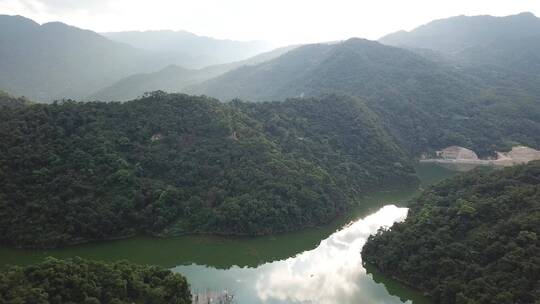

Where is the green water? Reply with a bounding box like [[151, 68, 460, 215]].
[[0, 163, 457, 303]]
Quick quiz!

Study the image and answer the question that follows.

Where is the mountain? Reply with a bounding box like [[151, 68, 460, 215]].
[[0, 15, 275, 102], [190, 38, 462, 103], [0, 15, 163, 101], [379, 12, 540, 55], [457, 34, 540, 75], [189, 38, 540, 156], [0, 92, 416, 248], [362, 161, 540, 303], [380, 12, 540, 76], [91, 45, 299, 101], [103, 30, 273, 69]]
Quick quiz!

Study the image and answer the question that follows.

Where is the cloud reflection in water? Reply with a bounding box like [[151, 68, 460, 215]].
[[255, 204, 408, 303], [173, 205, 411, 304]]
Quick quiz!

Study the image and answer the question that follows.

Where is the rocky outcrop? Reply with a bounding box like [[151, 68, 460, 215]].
[[495, 146, 540, 165], [436, 146, 478, 160]]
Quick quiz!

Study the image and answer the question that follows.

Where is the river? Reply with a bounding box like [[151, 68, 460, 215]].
[[0, 164, 457, 303]]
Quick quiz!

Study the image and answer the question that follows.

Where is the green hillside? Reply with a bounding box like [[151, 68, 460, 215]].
[[379, 12, 540, 54], [191, 38, 540, 156], [362, 162, 540, 304], [0, 92, 415, 248]]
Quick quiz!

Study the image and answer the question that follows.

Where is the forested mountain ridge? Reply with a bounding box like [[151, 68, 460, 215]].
[[233, 96, 416, 190], [0, 257, 192, 303], [379, 12, 540, 54], [189, 38, 540, 157], [0, 92, 416, 248], [189, 38, 477, 106], [380, 12, 540, 75], [362, 161, 540, 304]]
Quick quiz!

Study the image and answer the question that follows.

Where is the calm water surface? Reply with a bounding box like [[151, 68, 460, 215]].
[[0, 164, 456, 303]]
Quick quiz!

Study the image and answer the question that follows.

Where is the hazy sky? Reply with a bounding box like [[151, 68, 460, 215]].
[[1, 0, 539, 45]]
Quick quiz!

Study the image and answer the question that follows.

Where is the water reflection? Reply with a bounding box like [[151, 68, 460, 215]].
[[173, 205, 427, 304]]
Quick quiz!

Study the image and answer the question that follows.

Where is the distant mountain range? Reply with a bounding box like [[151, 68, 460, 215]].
[[103, 30, 273, 69], [180, 12, 540, 101], [379, 12, 540, 74], [2, 9, 540, 156], [91, 45, 299, 101], [0, 15, 275, 101], [0, 15, 153, 101], [187, 14, 540, 156], [380, 12, 540, 54], [97, 12, 540, 109]]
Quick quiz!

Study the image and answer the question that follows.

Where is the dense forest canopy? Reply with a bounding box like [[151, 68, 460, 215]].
[[0, 92, 416, 248], [362, 161, 540, 304], [233, 97, 414, 189], [0, 257, 191, 304]]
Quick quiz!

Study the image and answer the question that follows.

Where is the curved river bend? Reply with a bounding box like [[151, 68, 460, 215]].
[[0, 164, 456, 304]]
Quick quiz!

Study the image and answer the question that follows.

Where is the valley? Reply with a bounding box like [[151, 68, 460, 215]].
[[0, 7, 539, 304], [0, 164, 456, 304]]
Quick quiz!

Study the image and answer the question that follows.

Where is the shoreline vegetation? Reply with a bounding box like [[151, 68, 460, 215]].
[[0, 92, 417, 249], [0, 257, 192, 304], [1, 183, 418, 250], [362, 161, 540, 303]]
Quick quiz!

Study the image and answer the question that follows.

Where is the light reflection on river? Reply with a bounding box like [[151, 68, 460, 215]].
[[173, 205, 419, 304]]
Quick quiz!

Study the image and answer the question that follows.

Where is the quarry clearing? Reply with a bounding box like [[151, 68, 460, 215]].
[[420, 145, 540, 171]]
